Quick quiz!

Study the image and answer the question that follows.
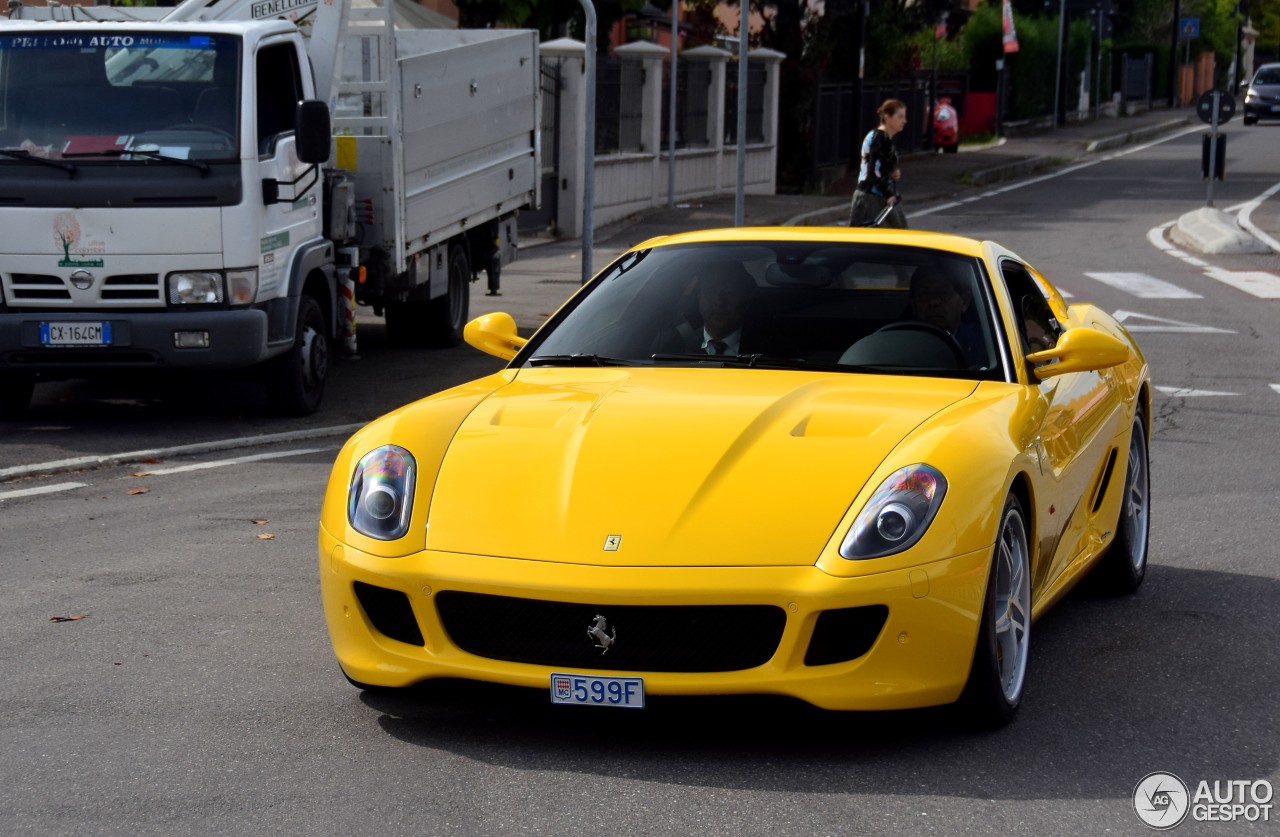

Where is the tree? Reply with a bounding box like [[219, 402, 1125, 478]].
[[454, 0, 647, 53]]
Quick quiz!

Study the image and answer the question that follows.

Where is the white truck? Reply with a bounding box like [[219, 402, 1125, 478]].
[[0, 0, 539, 415]]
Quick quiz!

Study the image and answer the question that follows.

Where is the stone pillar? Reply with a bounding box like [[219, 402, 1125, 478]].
[[540, 38, 586, 239]]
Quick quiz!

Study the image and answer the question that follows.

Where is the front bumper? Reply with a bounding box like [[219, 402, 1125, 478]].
[[319, 527, 991, 712], [0, 308, 273, 370]]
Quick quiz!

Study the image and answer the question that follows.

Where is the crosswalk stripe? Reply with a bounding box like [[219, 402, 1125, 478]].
[[1202, 267, 1280, 299], [1085, 272, 1201, 298]]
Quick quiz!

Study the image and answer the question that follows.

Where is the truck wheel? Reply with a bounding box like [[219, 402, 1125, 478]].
[[266, 294, 329, 416], [0, 372, 35, 418], [427, 242, 470, 347]]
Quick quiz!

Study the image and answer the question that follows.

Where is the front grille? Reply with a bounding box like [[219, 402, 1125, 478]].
[[435, 591, 786, 673], [4, 273, 162, 305]]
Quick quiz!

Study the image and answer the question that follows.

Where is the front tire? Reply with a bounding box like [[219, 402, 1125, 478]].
[[0, 371, 35, 418], [266, 294, 329, 416], [959, 494, 1031, 727], [1092, 409, 1150, 594]]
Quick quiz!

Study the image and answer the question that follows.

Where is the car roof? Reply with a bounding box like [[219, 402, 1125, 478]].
[[628, 226, 989, 258]]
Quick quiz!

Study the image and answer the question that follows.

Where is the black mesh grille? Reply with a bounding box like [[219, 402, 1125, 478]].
[[353, 581, 424, 646], [435, 591, 786, 673], [804, 605, 889, 666]]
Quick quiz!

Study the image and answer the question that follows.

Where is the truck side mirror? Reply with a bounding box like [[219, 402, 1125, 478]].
[[295, 100, 331, 164]]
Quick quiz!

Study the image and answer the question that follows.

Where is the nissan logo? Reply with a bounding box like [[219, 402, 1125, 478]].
[[69, 270, 95, 290]]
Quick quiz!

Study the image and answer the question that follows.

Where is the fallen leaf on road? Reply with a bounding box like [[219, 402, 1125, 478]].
[[140, 457, 163, 464], [126, 487, 149, 495], [130, 471, 153, 478], [256, 533, 275, 540], [252, 519, 269, 525], [50, 615, 86, 623]]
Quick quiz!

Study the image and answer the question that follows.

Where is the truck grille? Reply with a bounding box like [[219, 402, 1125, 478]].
[[5, 273, 162, 306], [435, 591, 787, 673]]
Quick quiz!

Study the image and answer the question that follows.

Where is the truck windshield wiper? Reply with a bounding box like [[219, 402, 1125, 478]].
[[527, 354, 635, 367], [62, 148, 210, 174], [0, 148, 76, 175]]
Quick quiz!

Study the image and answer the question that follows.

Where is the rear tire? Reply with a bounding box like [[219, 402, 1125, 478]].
[[427, 242, 470, 348], [0, 372, 35, 418], [1092, 409, 1150, 594], [383, 242, 471, 348], [266, 294, 329, 416], [958, 494, 1031, 727]]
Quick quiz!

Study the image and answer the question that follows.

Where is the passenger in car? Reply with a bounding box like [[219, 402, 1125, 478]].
[[652, 263, 758, 355]]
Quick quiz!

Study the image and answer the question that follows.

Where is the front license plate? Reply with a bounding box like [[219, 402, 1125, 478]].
[[550, 672, 645, 708], [40, 321, 111, 347]]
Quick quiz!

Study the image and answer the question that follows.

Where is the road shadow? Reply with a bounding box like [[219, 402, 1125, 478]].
[[359, 564, 1277, 802]]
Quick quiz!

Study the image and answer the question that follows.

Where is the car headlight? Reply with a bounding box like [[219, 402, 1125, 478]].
[[167, 268, 258, 305], [347, 445, 416, 540], [840, 464, 947, 560]]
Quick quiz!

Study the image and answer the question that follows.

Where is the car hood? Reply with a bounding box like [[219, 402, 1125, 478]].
[[424, 368, 979, 567]]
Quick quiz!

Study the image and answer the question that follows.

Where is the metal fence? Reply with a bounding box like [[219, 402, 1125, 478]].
[[813, 77, 930, 168], [596, 56, 645, 153], [661, 60, 711, 148], [724, 61, 766, 144]]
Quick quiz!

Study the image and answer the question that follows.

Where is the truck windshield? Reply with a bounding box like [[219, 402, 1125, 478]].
[[0, 32, 241, 162]]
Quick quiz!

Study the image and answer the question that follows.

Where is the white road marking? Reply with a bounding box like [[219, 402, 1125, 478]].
[[1272, 385, 1280, 396], [140, 447, 332, 476], [1112, 310, 1235, 333], [912, 125, 1202, 219], [0, 422, 365, 482], [0, 482, 88, 501], [1201, 266, 1280, 299], [1238, 181, 1280, 253], [1085, 272, 1201, 298], [1155, 386, 1239, 397]]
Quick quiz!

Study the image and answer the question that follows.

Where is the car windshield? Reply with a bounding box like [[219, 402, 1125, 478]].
[[1254, 67, 1280, 85], [0, 32, 241, 162], [520, 240, 1005, 380]]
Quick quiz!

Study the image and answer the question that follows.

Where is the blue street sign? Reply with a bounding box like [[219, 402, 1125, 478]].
[[1180, 17, 1199, 40]]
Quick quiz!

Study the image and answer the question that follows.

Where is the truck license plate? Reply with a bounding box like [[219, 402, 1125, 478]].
[[39, 322, 110, 347], [551, 673, 645, 708]]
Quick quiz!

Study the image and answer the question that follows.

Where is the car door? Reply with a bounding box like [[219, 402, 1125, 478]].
[[997, 257, 1126, 592]]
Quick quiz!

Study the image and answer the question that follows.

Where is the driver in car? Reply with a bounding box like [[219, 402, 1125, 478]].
[[906, 267, 983, 365]]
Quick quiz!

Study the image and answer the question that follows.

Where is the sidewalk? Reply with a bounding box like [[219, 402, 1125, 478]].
[[477, 106, 1276, 330]]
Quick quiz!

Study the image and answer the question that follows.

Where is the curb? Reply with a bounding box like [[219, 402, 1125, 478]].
[[1084, 117, 1194, 153]]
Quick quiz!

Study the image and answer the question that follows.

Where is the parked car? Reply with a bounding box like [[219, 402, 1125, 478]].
[[1243, 63, 1280, 125], [319, 227, 1152, 727]]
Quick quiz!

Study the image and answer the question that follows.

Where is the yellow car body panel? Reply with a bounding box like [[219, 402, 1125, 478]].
[[319, 227, 1151, 715]]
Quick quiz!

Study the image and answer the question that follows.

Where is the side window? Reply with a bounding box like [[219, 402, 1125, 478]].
[[1001, 261, 1064, 354], [255, 43, 303, 155]]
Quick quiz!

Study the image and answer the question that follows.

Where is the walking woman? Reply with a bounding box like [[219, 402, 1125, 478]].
[[849, 98, 908, 228]]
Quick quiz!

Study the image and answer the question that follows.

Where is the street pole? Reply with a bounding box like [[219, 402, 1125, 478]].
[[578, 0, 596, 284], [1169, 0, 1181, 107], [1206, 90, 1220, 207], [667, 0, 678, 209], [1053, 0, 1064, 127], [734, 0, 747, 227]]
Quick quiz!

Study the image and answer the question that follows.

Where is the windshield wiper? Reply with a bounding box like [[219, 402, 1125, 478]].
[[62, 148, 210, 175], [527, 354, 635, 367], [0, 148, 76, 175], [651, 352, 878, 373]]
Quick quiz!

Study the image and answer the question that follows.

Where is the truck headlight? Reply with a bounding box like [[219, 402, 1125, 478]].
[[348, 445, 417, 541], [167, 269, 258, 305], [169, 271, 223, 304], [840, 465, 947, 560]]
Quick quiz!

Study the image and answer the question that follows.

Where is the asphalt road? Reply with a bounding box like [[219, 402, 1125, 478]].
[[2, 125, 1278, 836]]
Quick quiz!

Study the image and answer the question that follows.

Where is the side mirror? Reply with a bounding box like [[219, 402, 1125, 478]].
[[1027, 325, 1130, 379], [295, 100, 331, 164], [464, 312, 527, 361]]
